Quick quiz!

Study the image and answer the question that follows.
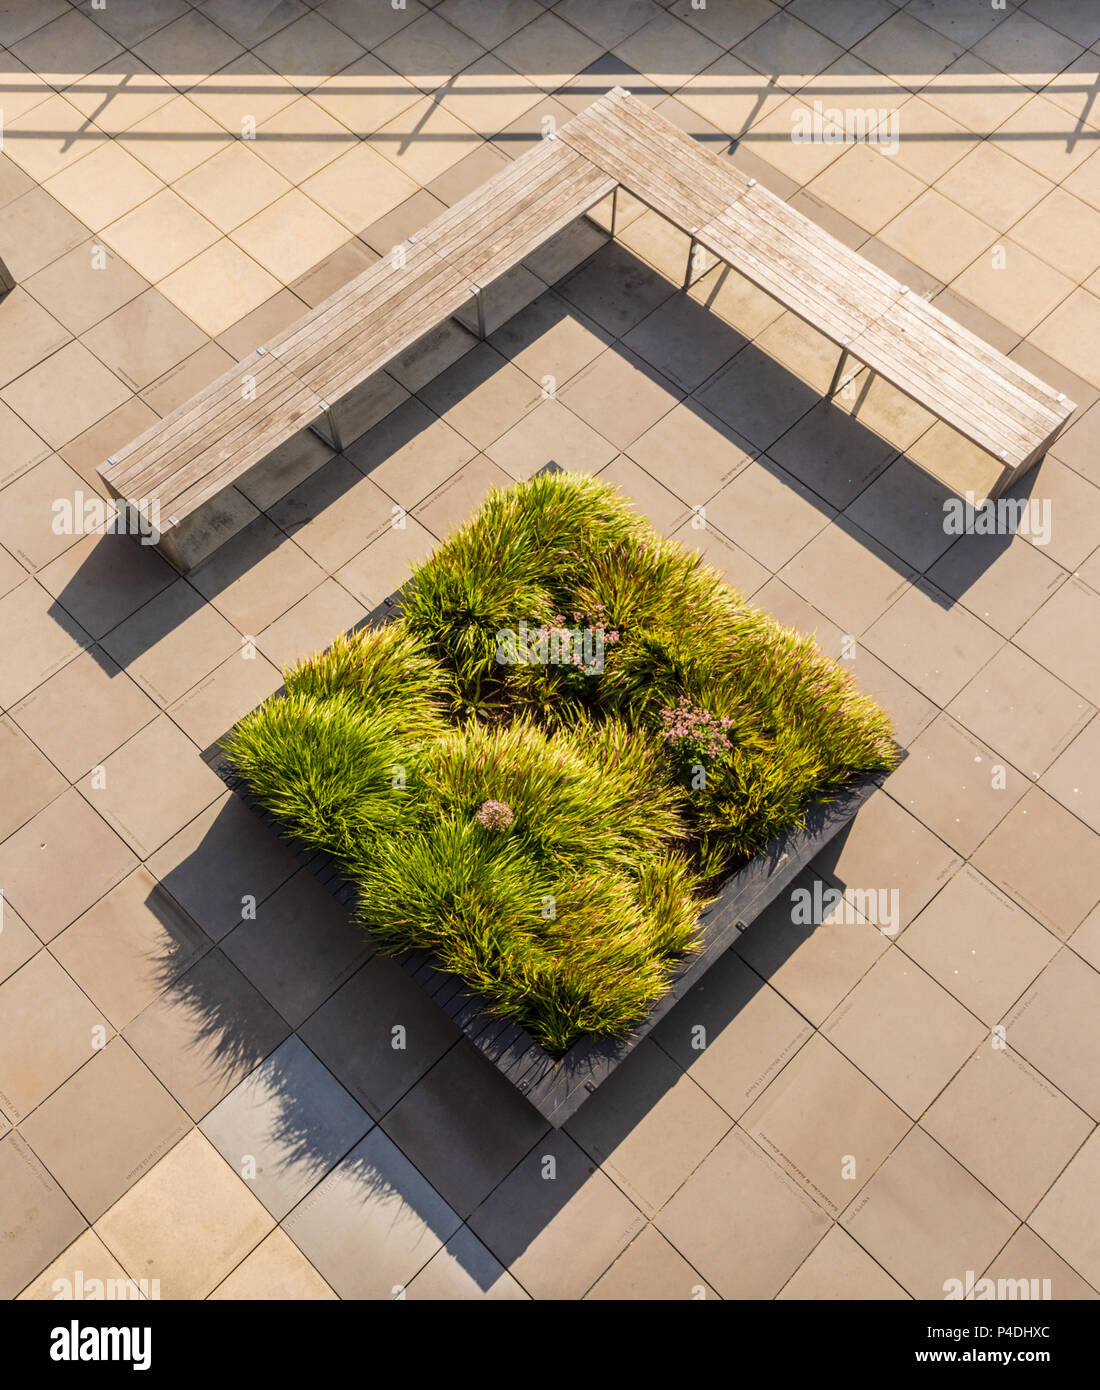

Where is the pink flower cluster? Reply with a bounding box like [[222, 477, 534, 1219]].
[[475, 799, 514, 831], [659, 696, 734, 764]]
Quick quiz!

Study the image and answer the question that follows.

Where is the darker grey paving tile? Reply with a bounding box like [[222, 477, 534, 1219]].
[[359, 189, 447, 256], [201, 1035, 371, 1220], [0, 1132, 84, 1300], [382, 1041, 547, 1219], [623, 290, 744, 391], [694, 344, 820, 453], [468, 1128, 646, 1299], [767, 398, 897, 509], [282, 1126, 461, 1298], [124, 949, 290, 1121], [221, 870, 372, 1030], [298, 956, 459, 1119], [20, 1038, 190, 1222], [556, 240, 676, 338]]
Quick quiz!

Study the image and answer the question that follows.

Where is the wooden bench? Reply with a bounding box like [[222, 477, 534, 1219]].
[[100, 86, 1075, 572]]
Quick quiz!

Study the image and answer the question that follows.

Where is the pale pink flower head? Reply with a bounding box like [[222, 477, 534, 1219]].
[[475, 799, 514, 831]]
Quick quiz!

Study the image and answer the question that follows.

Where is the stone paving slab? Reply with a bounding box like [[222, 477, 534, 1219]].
[[1, 0, 1099, 1303]]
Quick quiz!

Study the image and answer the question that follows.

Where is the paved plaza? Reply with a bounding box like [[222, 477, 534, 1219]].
[[1, 0, 1100, 1301]]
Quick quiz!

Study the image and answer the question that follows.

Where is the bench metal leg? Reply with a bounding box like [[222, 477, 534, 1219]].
[[310, 404, 344, 453], [475, 287, 486, 340], [609, 185, 619, 240], [828, 344, 849, 397], [684, 234, 698, 290]]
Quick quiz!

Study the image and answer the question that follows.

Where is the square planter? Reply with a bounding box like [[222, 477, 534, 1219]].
[[205, 595, 903, 1128]]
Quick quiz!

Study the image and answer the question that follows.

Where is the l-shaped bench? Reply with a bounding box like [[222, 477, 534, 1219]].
[[100, 86, 1076, 573]]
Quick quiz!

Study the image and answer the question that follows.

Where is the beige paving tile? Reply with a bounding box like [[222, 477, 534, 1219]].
[[420, 343, 543, 452], [495, 11, 602, 94], [344, 396, 475, 507], [974, 8, 1084, 91], [372, 95, 484, 185], [0, 452, 85, 572], [10, 650, 157, 783], [1016, 574, 1100, 705], [158, 239, 282, 338], [251, 97, 357, 186], [1028, 289, 1100, 391], [231, 189, 349, 285], [1070, 904, 1100, 973], [973, 786, 1100, 941], [948, 643, 1093, 781], [141, 340, 236, 419], [174, 144, 292, 236], [16, 1228, 131, 1302], [1017, 456, 1100, 572], [1064, 147, 1100, 213], [1004, 949, 1100, 1117], [99, 188, 221, 285], [79, 714, 224, 859], [0, 714, 66, 841], [0, 50, 56, 125], [468, 1129, 644, 1300], [0, 900, 39, 991], [436, 54, 543, 138], [803, 143, 923, 237], [736, 8, 844, 90], [132, 10, 244, 91], [1011, 188, 1100, 284], [991, 93, 1098, 183], [744, 1033, 910, 1215], [35, 528, 175, 642], [0, 578, 91, 709], [880, 188, 996, 283], [486, 398, 618, 480], [778, 519, 914, 637], [927, 533, 1066, 639], [187, 52, 299, 134], [0, 1132, 84, 1302], [841, 1126, 1017, 1300], [934, 142, 1053, 232], [627, 402, 754, 508], [566, 1040, 730, 1219], [677, 51, 789, 136], [984, 1223, 1099, 1302], [586, 1224, 715, 1301], [190, 516, 324, 636], [2, 96, 105, 185], [952, 238, 1075, 337], [1030, 1128, 1100, 1289], [0, 402, 51, 491], [0, 950, 109, 1122], [918, 54, 1031, 139], [63, 53, 177, 137], [778, 1225, 909, 1300], [1040, 715, 1100, 834], [655, 1125, 831, 1298], [924, 1043, 1092, 1219], [210, 1228, 336, 1300], [654, 952, 814, 1120], [2, 340, 130, 451], [125, 95, 233, 184], [742, 96, 852, 184], [290, 238, 378, 307], [100, 577, 241, 706], [851, 9, 964, 89], [96, 1129, 273, 1299], [383, 1042, 548, 1220], [334, 520, 439, 610], [823, 945, 985, 1118], [902, 865, 1061, 1025], [168, 648, 282, 753], [22, 1037, 192, 1222], [299, 143, 418, 236], [256, 579, 366, 672], [862, 578, 1003, 706], [893, 708, 1027, 859], [43, 143, 162, 237], [52, 866, 209, 1032], [268, 455, 395, 571], [283, 1125, 461, 1298], [311, 52, 422, 137]]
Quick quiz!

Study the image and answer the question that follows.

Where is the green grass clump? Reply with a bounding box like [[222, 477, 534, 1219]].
[[223, 472, 897, 1054]]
